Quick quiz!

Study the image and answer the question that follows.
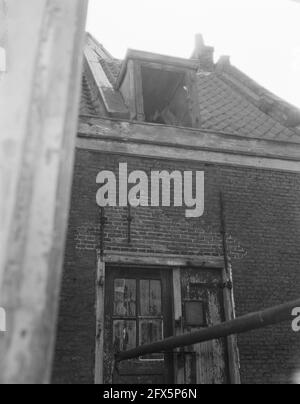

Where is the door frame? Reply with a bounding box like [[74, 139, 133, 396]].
[[95, 251, 241, 384], [104, 264, 174, 384]]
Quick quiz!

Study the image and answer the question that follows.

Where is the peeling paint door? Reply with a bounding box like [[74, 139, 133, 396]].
[[104, 266, 174, 384], [180, 268, 230, 384]]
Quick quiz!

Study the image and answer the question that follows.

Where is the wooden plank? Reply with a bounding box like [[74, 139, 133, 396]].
[[84, 42, 129, 118], [172, 268, 185, 384], [222, 267, 241, 384], [140, 280, 161, 316], [126, 60, 138, 120], [140, 61, 193, 74], [127, 49, 199, 70], [84, 46, 112, 88], [105, 251, 224, 269], [181, 269, 229, 384], [0, 0, 88, 384], [95, 255, 105, 384], [133, 62, 145, 122], [116, 50, 199, 89], [220, 192, 241, 384], [186, 70, 202, 129], [173, 269, 182, 322], [78, 117, 300, 160], [77, 137, 300, 173]]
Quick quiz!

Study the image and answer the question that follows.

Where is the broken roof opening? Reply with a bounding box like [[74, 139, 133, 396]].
[[82, 33, 300, 141], [115, 49, 201, 128], [141, 66, 194, 127]]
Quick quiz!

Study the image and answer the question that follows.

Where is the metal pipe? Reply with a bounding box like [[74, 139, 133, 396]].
[[116, 298, 300, 362]]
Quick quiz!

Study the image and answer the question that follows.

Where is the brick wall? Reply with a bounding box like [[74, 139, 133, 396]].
[[52, 148, 300, 384]]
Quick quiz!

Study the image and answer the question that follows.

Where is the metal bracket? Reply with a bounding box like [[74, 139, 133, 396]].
[[98, 207, 107, 257], [222, 280, 233, 290], [127, 204, 133, 244], [96, 321, 102, 340], [97, 275, 104, 287]]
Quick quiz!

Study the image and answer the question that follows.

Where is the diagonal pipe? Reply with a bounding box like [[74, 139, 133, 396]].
[[116, 298, 300, 362]]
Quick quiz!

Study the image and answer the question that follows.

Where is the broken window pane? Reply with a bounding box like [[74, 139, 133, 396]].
[[114, 279, 136, 317], [113, 320, 136, 352], [140, 66, 197, 128], [140, 280, 162, 316]]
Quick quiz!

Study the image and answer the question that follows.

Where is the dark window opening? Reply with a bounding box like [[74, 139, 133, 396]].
[[141, 66, 196, 128]]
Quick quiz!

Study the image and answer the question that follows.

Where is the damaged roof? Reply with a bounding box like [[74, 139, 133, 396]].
[[80, 33, 300, 143]]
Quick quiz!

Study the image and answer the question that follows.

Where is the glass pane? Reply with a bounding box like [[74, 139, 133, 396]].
[[113, 320, 136, 352], [140, 280, 162, 316], [139, 319, 163, 360], [114, 279, 136, 316], [184, 301, 206, 327]]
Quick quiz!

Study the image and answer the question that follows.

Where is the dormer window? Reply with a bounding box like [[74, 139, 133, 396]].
[[115, 50, 201, 129]]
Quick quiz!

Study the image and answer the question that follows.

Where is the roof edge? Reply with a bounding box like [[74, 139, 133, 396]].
[[85, 32, 114, 59], [216, 59, 300, 130]]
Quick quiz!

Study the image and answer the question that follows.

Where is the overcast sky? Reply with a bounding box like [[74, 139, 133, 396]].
[[87, 0, 300, 108]]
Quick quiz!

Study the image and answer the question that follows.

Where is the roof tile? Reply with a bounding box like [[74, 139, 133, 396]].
[[81, 37, 300, 143], [197, 73, 300, 142]]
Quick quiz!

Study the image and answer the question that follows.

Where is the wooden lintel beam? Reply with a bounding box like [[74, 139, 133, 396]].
[[77, 117, 300, 171]]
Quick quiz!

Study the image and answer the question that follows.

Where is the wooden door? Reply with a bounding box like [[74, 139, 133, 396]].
[[104, 266, 174, 384], [180, 268, 230, 384]]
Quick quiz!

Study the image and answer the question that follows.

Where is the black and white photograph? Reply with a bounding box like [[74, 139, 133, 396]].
[[1, 0, 300, 389]]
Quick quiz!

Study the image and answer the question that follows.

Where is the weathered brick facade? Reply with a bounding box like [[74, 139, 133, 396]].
[[52, 148, 300, 384]]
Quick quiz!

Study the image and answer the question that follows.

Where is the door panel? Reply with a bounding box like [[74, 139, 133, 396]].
[[104, 266, 174, 384], [181, 268, 230, 384]]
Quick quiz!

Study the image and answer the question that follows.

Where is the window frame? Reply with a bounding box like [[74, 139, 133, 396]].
[[108, 267, 172, 362], [119, 58, 201, 128]]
